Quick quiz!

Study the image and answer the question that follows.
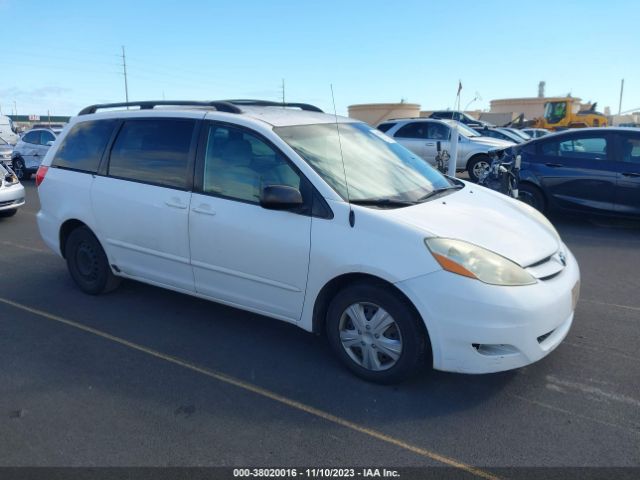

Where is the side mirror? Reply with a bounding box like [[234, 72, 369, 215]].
[[46, 141, 54, 146], [260, 185, 303, 210]]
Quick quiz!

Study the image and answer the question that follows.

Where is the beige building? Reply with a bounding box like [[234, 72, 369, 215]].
[[489, 97, 585, 121], [348, 103, 420, 125]]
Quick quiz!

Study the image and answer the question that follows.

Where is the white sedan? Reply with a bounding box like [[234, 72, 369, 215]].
[[0, 162, 25, 217]]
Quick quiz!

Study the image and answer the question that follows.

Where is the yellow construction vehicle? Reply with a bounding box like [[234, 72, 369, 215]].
[[533, 97, 608, 130]]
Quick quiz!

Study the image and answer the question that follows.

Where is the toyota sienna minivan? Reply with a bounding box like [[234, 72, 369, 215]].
[[36, 100, 580, 383]]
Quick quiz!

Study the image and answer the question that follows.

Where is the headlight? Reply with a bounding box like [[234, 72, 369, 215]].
[[425, 238, 536, 286]]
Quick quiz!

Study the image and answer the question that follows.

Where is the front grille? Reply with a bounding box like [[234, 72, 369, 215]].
[[525, 251, 566, 280]]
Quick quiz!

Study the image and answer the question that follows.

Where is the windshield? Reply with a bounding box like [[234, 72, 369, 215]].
[[442, 120, 480, 137], [274, 122, 453, 203], [544, 102, 567, 124]]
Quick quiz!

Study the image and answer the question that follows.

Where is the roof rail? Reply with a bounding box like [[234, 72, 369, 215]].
[[78, 100, 242, 116], [225, 99, 324, 113]]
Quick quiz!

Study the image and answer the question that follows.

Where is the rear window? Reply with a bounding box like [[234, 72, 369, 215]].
[[52, 121, 117, 173], [108, 119, 195, 189]]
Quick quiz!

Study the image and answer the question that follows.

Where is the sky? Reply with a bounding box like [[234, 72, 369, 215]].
[[0, 0, 638, 118]]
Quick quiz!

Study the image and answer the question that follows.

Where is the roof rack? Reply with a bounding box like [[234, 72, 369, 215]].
[[225, 99, 323, 113], [78, 100, 242, 116]]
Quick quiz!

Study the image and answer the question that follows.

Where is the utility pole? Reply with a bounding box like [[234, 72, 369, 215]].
[[618, 79, 624, 115], [281, 78, 286, 106], [121, 46, 129, 105]]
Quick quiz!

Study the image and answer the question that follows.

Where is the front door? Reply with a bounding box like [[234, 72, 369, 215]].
[[189, 122, 312, 321], [534, 132, 616, 213], [614, 132, 640, 216]]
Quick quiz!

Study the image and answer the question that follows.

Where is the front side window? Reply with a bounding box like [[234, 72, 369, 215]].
[[274, 122, 452, 203], [621, 134, 640, 164], [427, 123, 449, 140], [109, 119, 195, 189], [53, 120, 116, 173], [202, 124, 300, 203], [541, 136, 608, 160], [41, 130, 56, 145]]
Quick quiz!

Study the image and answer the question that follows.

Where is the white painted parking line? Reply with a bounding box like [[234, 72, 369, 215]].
[[0, 296, 499, 480]]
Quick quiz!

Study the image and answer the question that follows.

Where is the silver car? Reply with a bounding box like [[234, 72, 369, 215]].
[[0, 137, 13, 165], [11, 128, 57, 180], [377, 118, 514, 182], [0, 162, 25, 217]]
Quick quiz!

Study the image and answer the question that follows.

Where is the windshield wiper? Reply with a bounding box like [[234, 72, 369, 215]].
[[351, 198, 416, 208], [416, 185, 464, 202]]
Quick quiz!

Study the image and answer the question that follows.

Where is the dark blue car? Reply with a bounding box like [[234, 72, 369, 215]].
[[503, 128, 640, 217]]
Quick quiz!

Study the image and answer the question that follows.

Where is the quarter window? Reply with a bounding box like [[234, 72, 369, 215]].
[[52, 121, 116, 173], [541, 136, 608, 160], [377, 123, 396, 133], [202, 124, 301, 203], [109, 119, 195, 189]]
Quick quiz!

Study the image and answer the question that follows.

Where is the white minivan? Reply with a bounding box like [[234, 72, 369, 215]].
[[36, 100, 580, 383]]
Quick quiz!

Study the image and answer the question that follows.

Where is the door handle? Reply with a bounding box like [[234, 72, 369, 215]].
[[622, 172, 640, 177], [165, 198, 187, 209], [425, 142, 435, 146], [192, 204, 216, 216], [545, 162, 563, 167]]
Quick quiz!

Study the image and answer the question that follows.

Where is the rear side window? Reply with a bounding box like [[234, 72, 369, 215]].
[[377, 123, 396, 133], [394, 122, 428, 139], [52, 121, 117, 173], [108, 119, 195, 189], [22, 131, 39, 144]]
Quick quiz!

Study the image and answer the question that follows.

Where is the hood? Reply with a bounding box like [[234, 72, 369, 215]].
[[383, 184, 560, 267], [471, 136, 515, 148]]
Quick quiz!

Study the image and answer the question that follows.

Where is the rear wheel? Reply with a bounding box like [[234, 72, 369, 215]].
[[12, 157, 30, 181], [65, 226, 120, 295], [519, 183, 546, 213], [467, 154, 491, 183], [326, 283, 428, 384]]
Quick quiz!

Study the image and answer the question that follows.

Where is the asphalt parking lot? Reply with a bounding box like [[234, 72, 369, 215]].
[[1, 182, 639, 476]]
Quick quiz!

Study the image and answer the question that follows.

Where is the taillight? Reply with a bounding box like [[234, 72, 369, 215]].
[[35, 166, 49, 187]]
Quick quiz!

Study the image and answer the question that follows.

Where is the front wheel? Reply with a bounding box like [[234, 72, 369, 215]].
[[65, 226, 121, 295], [519, 183, 546, 213], [326, 283, 429, 384], [467, 155, 491, 183], [12, 157, 30, 181]]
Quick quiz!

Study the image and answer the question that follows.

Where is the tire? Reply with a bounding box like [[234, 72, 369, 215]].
[[0, 208, 17, 218], [518, 183, 546, 213], [65, 226, 121, 295], [467, 154, 491, 183], [12, 157, 30, 181], [325, 282, 429, 384]]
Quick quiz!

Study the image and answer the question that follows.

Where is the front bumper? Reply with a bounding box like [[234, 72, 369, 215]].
[[0, 182, 25, 211], [396, 247, 580, 374]]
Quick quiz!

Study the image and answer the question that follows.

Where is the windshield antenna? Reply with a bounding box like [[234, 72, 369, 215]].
[[331, 84, 354, 227]]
